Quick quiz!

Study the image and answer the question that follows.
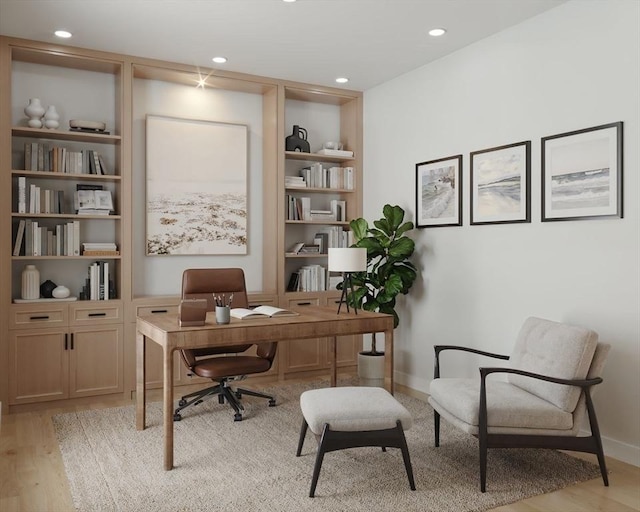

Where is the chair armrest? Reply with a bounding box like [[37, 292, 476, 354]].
[[433, 345, 509, 379], [479, 367, 603, 389], [476, 366, 604, 443]]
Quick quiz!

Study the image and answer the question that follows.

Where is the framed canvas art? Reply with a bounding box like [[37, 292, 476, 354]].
[[470, 141, 531, 225], [542, 122, 623, 221], [145, 115, 248, 255], [415, 155, 462, 228]]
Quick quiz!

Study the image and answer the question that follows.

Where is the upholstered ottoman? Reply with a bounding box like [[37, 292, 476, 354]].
[[296, 386, 415, 497]]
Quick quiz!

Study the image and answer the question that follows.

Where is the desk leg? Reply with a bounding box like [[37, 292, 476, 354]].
[[163, 347, 174, 470], [136, 331, 146, 430], [329, 336, 337, 387], [386, 328, 394, 395]]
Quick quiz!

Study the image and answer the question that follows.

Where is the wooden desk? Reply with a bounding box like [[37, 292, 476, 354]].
[[135, 306, 394, 470]]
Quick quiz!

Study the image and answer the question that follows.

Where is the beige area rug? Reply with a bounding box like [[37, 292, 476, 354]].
[[53, 379, 601, 512]]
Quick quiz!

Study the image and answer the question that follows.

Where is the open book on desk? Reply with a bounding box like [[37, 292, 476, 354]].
[[230, 305, 299, 320]]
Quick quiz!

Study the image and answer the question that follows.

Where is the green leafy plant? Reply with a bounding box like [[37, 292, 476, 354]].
[[344, 204, 417, 355]]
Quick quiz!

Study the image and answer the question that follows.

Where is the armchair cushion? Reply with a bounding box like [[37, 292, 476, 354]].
[[429, 378, 573, 431], [509, 317, 598, 413]]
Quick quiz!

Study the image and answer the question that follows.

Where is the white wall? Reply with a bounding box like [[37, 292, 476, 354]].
[[363, 0, 640, 465]]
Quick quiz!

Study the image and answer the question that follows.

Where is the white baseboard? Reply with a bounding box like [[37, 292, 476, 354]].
[[395, 370, 640, 468]]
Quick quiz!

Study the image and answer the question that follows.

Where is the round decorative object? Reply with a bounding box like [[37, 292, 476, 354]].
[[24, 98, 45, 128], [43, 105, 60, 129], [52, 285, 71, 299], [21, 264, 40, 300], [69, 119, 106, 131], [40, 279, 57, 298]]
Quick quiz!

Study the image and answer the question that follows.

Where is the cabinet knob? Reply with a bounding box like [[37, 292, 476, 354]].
[[151, 309, 168, 314], [88, 312, 107, 317], [296, 302, 312, 306], [30, 315, 50, 320]]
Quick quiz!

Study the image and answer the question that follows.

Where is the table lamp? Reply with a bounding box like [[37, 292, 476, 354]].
[[328, 247, 367, 314]]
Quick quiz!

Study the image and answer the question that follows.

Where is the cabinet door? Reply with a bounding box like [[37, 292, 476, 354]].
[[144, 341, 183, 389], [69, 325, 124, 397], [9, 328, 69, 404], [280, 297, 327, 373]]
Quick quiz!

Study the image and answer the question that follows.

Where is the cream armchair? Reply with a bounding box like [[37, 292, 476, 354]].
[[428, 317, 610, 492]]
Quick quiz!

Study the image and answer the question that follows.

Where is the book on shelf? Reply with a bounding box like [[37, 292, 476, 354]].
[[316, 148, 354, 157], [230, 305, 299, 320], [82, 242, 119, 256], [75, 185, 113, 215], [286, 272, 300, 292], [13, 219, 26, 256], [287, 242, 305, 254], [298, 244, 320, 253]]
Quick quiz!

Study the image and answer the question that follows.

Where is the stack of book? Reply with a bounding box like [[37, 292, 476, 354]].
[[75, 186, 113, 215], [82, 242, 118, 256], [13, 219, 80, 256], [81, 260, 113, 300], [285, 175, 306, 188], [24, 143, 109, 174]]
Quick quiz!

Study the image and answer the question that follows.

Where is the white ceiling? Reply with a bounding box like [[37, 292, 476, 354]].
[[0, 0, 565, 91]]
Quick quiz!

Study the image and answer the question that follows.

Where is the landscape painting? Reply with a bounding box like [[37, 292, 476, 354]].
[[146, 115, 248, 255], [470, 141, 531, 225], [542, 122, 623, 221], [415, 155, 462, 228]]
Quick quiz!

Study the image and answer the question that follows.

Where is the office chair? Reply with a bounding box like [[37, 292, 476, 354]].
[[173, 268, 277, 422]]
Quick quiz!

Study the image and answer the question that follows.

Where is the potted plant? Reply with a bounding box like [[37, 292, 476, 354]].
[[343, 204, 417, 386]]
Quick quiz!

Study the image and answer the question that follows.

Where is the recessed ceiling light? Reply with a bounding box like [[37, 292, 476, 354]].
[[54, 30, 72, 38], [282, 0, 297, 3], [428, 28, 447, 37], [212, 56, 227, 64], [335, 77, 349, 84]]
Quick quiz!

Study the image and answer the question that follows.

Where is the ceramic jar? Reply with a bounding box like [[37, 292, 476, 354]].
[[43, 105, 60, 129], [24, 98, 45, 128], [21, 264, 40, 300]]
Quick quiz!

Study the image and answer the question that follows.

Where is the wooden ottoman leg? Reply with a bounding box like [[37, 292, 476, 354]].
[[309, 423, 329, 498], [395, 420, 416, 491], [296, 419, 308, 457]]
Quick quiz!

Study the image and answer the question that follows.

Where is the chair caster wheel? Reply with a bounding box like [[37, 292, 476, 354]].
[[178, 399, 187, 406], [235, 392, 242, 399], [173, 413, 182, 422], [218, 395, 225, 404], [234, 413, 243, 422], [268, 399, 276, 407]]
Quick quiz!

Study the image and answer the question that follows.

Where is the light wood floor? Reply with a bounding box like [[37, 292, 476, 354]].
[[1, 381, 638, 512]]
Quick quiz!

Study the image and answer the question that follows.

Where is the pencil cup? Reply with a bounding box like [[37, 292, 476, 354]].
[[216, 305, 231, 324]]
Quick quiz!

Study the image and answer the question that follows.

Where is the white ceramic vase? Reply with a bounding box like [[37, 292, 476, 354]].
[[21, 264, 40, 300], [43, 105, 60, 129], [24, 98, 45, 128]]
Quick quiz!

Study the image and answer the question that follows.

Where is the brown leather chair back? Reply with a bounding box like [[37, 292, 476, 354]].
[[180, 268, 277, 369]]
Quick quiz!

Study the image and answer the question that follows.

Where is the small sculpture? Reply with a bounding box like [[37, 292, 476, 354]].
[[285, 125, 310, 153]]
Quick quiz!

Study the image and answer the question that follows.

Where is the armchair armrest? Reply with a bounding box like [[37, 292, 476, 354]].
[[433, 345, 509, 379], [479, 367, 603, 389], [477, 366, 604, 444]]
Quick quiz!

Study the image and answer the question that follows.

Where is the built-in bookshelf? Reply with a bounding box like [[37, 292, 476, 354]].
[[1, 39, 128, 406]]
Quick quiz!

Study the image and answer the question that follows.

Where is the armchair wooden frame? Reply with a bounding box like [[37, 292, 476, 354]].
[[433, 345, 609, 493]]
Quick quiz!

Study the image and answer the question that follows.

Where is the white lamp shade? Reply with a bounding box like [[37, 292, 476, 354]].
[[328, 247, 367, 272]]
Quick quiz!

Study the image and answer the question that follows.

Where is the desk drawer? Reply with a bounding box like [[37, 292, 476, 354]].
[[136, 304, 179, 317], [70, 302, 123, 325], [10, 304, 68, 329]]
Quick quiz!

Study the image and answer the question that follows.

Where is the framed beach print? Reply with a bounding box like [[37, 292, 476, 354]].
[[415, 155, 462, 228], [542, 122, 623, 222], [470, 141, 531, 225], [145, 115, 248, 255]]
